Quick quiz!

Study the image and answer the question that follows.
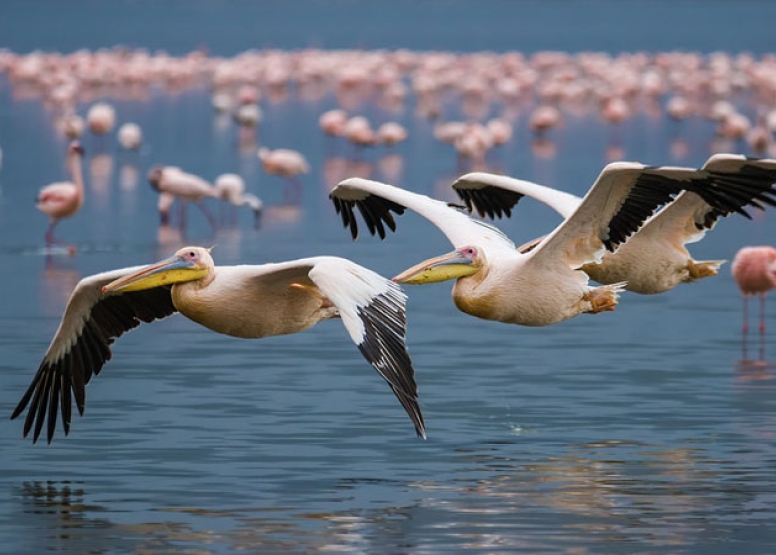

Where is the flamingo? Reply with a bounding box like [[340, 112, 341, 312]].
[[450, 154, 776, 294], [117, 122, 142, 150], [732, 246, 776, 334], [36, 141, 85, 245], [257, 147, 309, 202], [11, 246, 426, 444], [376, 122, 408, 147], [214, 173, 263, 228], [148, 166, 218, 230], [329, 162, 776, 327], [85, 102, 116, 136]]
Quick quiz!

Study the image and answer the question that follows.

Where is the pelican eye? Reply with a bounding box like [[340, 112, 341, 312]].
[[460, 247, 478, 258]]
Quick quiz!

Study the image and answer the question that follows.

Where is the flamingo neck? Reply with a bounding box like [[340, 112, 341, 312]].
[[69, 151, 85, 197]]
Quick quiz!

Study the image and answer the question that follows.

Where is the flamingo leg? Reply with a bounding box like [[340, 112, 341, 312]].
[[44, 221, 58, 245], [195, 201, 217, 231], [740, 296, 750, 361], [759, 293, 767, 334], [284, 177, 303, 204]]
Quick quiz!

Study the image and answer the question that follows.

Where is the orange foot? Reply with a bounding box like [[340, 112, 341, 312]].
[[584, 287, 620, 313], [687, 259, 724, 280]]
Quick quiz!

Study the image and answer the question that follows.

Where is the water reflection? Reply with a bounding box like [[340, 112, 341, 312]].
[[39, 254, 80, 316], [17, 481, 115, 554], [411, 440, 760, 551]]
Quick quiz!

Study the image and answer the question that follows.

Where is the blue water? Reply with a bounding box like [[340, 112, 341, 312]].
[[1, 2, 776, 554]]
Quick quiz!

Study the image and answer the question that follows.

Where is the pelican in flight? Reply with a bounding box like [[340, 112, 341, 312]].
[[451, 154, 776, 294], [11, 246, 425, 443], [330, 164, 776, 327]]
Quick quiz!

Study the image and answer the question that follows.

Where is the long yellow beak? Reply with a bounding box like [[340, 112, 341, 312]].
[[102, 254, 207, 294], [393, 250, 480, 285]]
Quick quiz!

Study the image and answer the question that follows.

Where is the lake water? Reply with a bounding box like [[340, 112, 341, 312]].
[[2, 1, 776, 554]]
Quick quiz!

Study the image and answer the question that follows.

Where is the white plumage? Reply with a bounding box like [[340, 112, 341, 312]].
[[11, 247, 425, 443]]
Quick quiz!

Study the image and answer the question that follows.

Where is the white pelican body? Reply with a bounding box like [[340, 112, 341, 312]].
[[12, 247, 425, 443], [452, 154, 776, 294], [330, 162, 776, 325], [331, 177, 630, 328], [37, 141, 85, 244]]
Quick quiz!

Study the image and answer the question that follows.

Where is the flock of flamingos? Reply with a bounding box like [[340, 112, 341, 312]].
[[4, 47, 776, 443]]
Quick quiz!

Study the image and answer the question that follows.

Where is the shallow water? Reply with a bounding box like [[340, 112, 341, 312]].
[[2, 2, 776, 554]]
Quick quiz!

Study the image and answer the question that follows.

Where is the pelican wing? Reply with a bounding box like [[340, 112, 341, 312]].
[[11, 266, 177, 444], [330, 177, 515, 251], [245, 257, 426, 438], [526, 159, 776, 269], [635, 191, 721, 247], [699, 153, 776, 218], [453, 172, 582, 220]]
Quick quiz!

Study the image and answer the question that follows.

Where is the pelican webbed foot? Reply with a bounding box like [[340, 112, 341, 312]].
[[687, 259, 725, 281], [583, 283, 625, 314]]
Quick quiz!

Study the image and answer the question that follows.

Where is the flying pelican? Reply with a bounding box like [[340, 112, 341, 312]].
[[148, 166, 218, 229], [214, 173, 263, 228], [11, 246, 426, 444], [36, 141, 85, 245], [451, 154, 776, 294], [329, 164, 776, 327]]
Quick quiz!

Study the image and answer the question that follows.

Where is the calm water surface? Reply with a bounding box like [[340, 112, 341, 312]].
[[1, 2, 776, 554]]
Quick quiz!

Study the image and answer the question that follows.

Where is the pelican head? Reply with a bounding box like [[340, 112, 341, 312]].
[[393, 246, 483, 285], [147, 165, 164, 192], [102, 246, 214, 294]]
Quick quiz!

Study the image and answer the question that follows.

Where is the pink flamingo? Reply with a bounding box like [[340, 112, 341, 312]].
[[214, 173, 263, 228], [36, 141, 85, 246], [319, 109, 348, 137], [376, 122, 408, 147], [528, 105, 562, 137], [86, 102, 116, 136], [732, 246, 776, 333], [257, 147, 309, 202], [117, 122, 142, 150], [732, 246, 776, 360], [148, 165, 218, 230]]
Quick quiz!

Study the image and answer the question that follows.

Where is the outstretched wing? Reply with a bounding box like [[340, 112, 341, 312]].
[[452, 172, 582, 220], [242, 257, 427, 438], [330, 177, 515, 252], [525, 159, 776, 269], [11, 266, 177, 444]]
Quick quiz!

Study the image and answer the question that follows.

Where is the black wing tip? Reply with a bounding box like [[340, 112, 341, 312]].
[[454, 185, 522, 220], [356, 293, 426, 438], [331, 194, 405, 241]]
